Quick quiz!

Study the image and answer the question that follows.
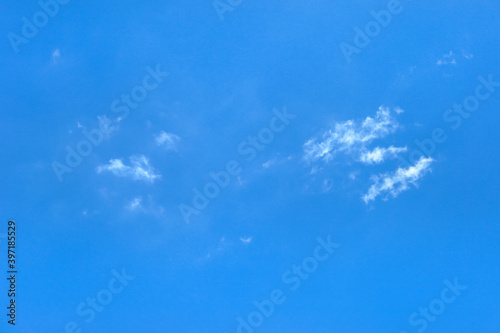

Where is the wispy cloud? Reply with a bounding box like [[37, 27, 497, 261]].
[[262, 156, 292, 170], [155, 131, 180, 151], [201, 236, 244, 263], [348, 171, 359, 180], [126, 197, 142, 210], [240, 237, 253, 245], [362, 156, 434, 204], [394, 107, 404, 114], [463, 51, 474, 60], [322, 179, 334, 193], [358, 146, 407, 164], [125, 196, 165, 217], [437, 51, 457, 66], [303, 106, 400, 163], [437, 50, 473, 66], [262, 159, 277, 169], [96, 155, 160, 183], [51, 48, 60, 64], [98, 115, 118, 136], [76, 116, 117, 134]]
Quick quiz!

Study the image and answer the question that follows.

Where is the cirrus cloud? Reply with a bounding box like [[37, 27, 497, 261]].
[[155, 131, 181, 151], [359, 146, 407, 164], [362, 156, 434, 204], [304, 106, 401, 163], [96, 155, 160, 183]]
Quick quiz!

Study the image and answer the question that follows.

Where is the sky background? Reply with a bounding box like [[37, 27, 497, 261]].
[[1, 0, 499, 332]]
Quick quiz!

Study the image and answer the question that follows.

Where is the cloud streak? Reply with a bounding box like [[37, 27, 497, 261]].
[[362, 156, 434, 203], [240, 237, 253, 245], [358, 146, 407, 164], [96, 155, 160, 183], [303, 106, 400, 163], [126, 197, 142, 210], [155, 131, 180, 151], [436, 50, 473, 66]]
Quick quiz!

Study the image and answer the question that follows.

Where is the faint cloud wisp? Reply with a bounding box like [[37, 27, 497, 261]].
[[304, 106, 402, 164], [96, 155, 160, 183], [155, 131, 181, 151], [363, 156, 434, 203]]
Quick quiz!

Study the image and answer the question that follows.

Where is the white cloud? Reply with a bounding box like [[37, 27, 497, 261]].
[[240, 237, 253, 245], [437, 50, 473, 66], [76, 116, 117, 135], [96, 155, 160, 183], [303, 106, 400, 163], [322, 179, 334, 193], [127, 197, 142, 210], [348, 171, 359, 180], [309, 165, 323, 175], [155, 131, 180, 151], [358, 146, 407, 164], [462, 51, 474, 60], [125, 196, 165, 217], [52, 48, 60, 64], [437, 51, 457, 66], [262, 159, 277, 169], [97, 115, 118, 136], [362, 156, 434, 204], [262, 156, 293, 170]]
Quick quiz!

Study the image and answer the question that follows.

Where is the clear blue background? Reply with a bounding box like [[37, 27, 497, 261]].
[[0, 0, 499, 332]]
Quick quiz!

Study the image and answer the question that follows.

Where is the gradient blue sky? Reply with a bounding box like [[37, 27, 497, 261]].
[[1, 0, 499, 332]]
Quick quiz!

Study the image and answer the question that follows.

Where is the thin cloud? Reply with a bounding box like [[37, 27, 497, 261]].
[[126, 197, 142, 211], [98, 115, 118, 136], [322, 179, 334, 193], [462, 51, 474, 60], [437, 51, 457, 65], [96, 155, 160, 183], [362, 156, 434, 204], [262, 156, 292, 170], [76, 116, 117, 135], [436, 50, 473, 66], [240, 237, 253, 245], [155, 131, 180, 151], [262, 159, 277, 169], [200, 236, 235, 262], [303, 106, 401, 163], [359, 146, 407, 164], [125, 196, 165, 217], [394, 107, 404, 114], [51, 48, 60, 64], [348, 171, 359, 180]]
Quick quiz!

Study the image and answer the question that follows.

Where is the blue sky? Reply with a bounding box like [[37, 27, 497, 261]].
[[1, 0, 500, 332]]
